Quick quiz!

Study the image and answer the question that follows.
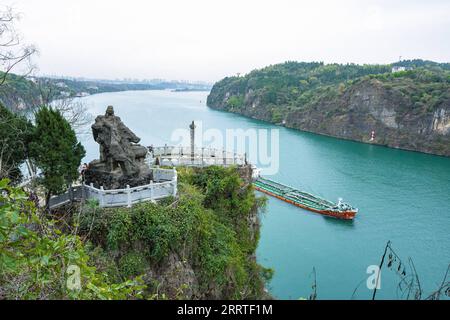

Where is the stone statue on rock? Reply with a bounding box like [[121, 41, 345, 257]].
[[84, 106, 152, 189]]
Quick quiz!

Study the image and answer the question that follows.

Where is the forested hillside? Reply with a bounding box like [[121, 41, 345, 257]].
[[0, 73, 42, 111], [207, 60, 450, 156], [0, 73, 210, 112], [0, 166, 271, 299]]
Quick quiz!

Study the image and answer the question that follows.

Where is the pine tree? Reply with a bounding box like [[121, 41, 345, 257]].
[[29, 106, 85, 205], [0, 103, 33, 183]]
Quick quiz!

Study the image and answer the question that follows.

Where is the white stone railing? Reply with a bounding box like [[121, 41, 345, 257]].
[[84, 167, 177, 208], [148, 146, 246, 167], [48, 168, 177, 209], [49, 146, 249, 209]]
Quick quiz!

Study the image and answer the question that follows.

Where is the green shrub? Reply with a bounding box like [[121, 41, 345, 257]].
[[119, 251, 148, 278], [29, 106, 85, 204], [78, 166, 268, 299], [0, 179, 145, 300]]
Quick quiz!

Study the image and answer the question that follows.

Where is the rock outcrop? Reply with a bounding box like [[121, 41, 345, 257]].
[[283, 80, 450, 155], [208, 75, 450, 156]]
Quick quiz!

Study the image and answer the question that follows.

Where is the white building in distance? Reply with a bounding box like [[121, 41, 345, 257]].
[[391, 66, 407, 73]]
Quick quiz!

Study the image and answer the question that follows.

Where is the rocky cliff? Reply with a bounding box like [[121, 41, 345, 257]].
[[207, 61, 450, 156], [78, 165, 271, 300]]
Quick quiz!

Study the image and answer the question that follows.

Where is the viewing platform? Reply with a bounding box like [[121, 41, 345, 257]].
[[48, 146, 250, 210], [148, 145, 247, 167], [48, 167, 177, 209]]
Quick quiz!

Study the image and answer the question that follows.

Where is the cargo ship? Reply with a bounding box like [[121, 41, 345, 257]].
[[253, 177, 358, 220]]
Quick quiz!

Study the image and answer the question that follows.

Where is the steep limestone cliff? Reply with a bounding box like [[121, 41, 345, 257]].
[[207, 62, 450, 156]]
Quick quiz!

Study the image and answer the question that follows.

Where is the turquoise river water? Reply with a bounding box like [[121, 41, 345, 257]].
[[79, 90, 450, 300]]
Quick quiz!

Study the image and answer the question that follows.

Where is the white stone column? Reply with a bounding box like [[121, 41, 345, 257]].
[[100, 186, 104, 207], [173, 168, 177, 197], [150, 180, 154, 200], [126, 185, 131, 208]]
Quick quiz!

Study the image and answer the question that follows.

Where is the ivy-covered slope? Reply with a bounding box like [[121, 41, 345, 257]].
[[0, 179, 145, 300], [81, 165, 271, 299], [1, 165, 270, 300], [207, 60, 450, 156]]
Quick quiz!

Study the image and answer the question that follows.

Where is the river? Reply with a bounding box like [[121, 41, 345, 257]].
[[79, 90, 450, 300]]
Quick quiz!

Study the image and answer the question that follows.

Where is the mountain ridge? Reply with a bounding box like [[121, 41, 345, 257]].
[[0, 73, 211, 112]]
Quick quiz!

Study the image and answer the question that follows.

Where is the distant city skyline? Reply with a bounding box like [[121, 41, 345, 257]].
[[37, 74, 213, 85], [6, 0, 450, 82]]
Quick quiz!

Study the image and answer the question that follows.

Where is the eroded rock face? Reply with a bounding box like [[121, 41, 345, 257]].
[[138, 165, 265, 300], [145, 252, 199, 299], [85, 106, 151, 189], [208, 79, 450, 156], [432, 108, 450, 135]]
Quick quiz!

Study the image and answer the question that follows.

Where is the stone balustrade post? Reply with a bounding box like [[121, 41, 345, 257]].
[[100, 186, 104, 207], [202, 147, 205, 167], [126, 185, 131, 208], [68, 185, 73, 202], [150, 180, 154, 200], [173, 168, 177, 197]]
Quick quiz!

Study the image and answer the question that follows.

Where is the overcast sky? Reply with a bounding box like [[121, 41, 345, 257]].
[[5, 0, 450, 82]]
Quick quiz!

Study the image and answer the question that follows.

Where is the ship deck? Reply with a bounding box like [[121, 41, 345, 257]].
[[252, 177, 357, 218]]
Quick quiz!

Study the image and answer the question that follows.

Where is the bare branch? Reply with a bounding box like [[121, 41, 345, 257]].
[[0, 6, 37, 84], [32, 79, 93, 135], [51, 97, 93, 135]]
